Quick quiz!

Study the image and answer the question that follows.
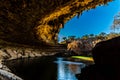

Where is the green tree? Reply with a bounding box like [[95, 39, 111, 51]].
[[111, 12, 120, 32], [89, 34, 94, 38], [62, 37, 67, 41], [99, 32, 106, 37], [81, 34, 89, 39], [96, 32, 106, 40], [68, 36, 76, 41], [61, 37, 68, 44]]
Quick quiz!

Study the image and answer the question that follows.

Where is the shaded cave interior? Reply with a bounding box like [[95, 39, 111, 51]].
[[0, 0, 112, 46]]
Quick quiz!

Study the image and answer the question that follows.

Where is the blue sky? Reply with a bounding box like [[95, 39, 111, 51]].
[[59, 0, 120, 41]]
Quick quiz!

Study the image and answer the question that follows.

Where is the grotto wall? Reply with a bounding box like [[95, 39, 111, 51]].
[[0, 0, 113, 79], [0, 0, 112, 45]]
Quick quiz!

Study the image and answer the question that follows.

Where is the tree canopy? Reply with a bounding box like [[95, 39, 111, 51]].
[[111, 12, 120, 32]]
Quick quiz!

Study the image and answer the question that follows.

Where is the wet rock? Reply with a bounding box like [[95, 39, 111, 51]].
[[0, 69, 22, 80]]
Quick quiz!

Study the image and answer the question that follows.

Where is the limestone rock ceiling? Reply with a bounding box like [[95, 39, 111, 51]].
[[0, 0, 112, 45]]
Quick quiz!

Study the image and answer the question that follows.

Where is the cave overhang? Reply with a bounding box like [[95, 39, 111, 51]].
[[0, 0, 112, 45]]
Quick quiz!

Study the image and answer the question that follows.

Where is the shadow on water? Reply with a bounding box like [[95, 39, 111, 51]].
[[4, 56, 86, 80]]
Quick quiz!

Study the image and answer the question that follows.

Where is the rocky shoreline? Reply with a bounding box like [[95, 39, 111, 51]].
[[0, 40, 67, 80]]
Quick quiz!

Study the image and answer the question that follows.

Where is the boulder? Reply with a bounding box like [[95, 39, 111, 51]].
[[77, 36, 120, 80], [92, 36, 120, 66]]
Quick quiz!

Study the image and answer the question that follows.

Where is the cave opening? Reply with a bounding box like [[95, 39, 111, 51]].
[[58, 0, 120, 43]]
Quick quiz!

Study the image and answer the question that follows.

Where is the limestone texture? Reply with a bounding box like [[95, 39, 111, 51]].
[[0, 0, 112, 45], [0, 0, 113, 79]]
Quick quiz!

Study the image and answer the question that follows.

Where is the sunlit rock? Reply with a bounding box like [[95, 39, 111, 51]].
[[67, 40, 83, 54], [0, 0, 112, 45], [67, 40, 93, 55]]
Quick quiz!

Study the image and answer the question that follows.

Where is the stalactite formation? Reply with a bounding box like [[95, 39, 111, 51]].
[[0, 0, 112, 45]]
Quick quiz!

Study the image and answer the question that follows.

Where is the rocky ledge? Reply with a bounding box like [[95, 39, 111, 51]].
[[0, 40, 66, 80], [0, 0, 113, 79], [0, 0, 112, 45], [0, 40, 66, 62]]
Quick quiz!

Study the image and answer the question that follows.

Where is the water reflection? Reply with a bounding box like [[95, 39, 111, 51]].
[[55, 58, 86, 80], [5, 57, 86, 80]]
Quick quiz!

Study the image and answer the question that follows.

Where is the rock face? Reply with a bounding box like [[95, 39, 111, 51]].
[[67, 40, 83, 54], [0, 69, 22, 80], [0, 40, 66, 80], [92, 36, 120, 67], [92, 36, 120, 80], [67, 40, 93, 55], [0, 40, 66, 62], [0, 1, 114, 79], [0, 0, 112, 45], [77, 36, 120, 80]]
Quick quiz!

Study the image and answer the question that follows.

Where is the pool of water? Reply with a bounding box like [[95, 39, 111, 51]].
[[4, 57, 87, 80], [55, 57, 86, 80]]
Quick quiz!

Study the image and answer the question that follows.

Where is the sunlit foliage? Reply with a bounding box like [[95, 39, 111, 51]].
[[60, 32, 120, 46]]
